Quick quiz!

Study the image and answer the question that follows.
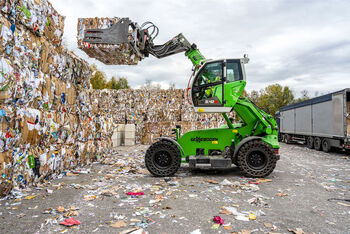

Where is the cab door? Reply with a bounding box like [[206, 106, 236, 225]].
[[190, 59, 246, 113], [191, 60, 224, 108]]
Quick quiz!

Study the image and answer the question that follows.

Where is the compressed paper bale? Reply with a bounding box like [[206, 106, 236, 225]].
[[77, 17, 140, 65], [0, 0, 65, 45], [0, 151, 13, 197], [0, 1, 100, 197]]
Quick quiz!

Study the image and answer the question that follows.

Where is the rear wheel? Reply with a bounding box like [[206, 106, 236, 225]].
[[322, 138, 331, 152], [145, 140, 181, 177], [314, 137, 322, 151], [306, 136, 314, 149], [237, 140, 278, 177]]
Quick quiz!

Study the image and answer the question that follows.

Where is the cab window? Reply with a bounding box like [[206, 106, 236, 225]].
[[194, 62, 223, 87], [192, 61, 223, 106], [226, 60, 243, 82]]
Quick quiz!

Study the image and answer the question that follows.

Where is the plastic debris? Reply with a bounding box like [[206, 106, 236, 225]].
[[59, 218, 81, 226], [24, 195, 37, 200], [127, 192, 145, 196], [248, 213, 256, 220], [213, 216, 225, 225]]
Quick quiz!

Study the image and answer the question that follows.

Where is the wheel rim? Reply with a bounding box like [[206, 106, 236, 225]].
[[246, 150, 267, 170], [153, 150, 172, 169], [315, 138, 320, 146]]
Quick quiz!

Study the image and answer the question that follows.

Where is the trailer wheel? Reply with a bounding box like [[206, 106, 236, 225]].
[[322, 138, 331, 152], [145, 140, 181, 177], [314, 137, 322, 151], [283, 134, 290, 144], [306, 136, 314, 149], [237, 140, 277, 177]]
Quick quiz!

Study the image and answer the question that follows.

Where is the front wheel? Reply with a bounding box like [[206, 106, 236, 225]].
[[145, 140, 181, 177], [237, 140, 278, 177]]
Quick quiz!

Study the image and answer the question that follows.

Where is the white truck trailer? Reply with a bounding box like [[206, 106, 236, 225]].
[[276, 89, 350, 152]]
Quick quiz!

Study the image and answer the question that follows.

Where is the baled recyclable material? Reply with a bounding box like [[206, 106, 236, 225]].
[[77, 17, 140, 65], [0, 1, 111, 197]]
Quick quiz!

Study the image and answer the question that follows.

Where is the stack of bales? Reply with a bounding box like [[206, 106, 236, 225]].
[[92, 89, 235, 145], [0, 0, 114, 197]]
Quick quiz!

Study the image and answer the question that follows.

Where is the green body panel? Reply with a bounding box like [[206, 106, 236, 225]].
[[212, 84, 223, 103], [177, 127, 235, 157], [223, 80, 246, 107], [185, 48, 206, 66], [176, 122, 279, 162], [262, 134, 279, 148]]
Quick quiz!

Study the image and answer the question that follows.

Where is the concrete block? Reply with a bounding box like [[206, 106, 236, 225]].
[[124, 138, 135, 146], [125, 124, 135, 131], [125, 131, 135, 139], [116, 124, 125, 132], [112, 130, 124, 147]]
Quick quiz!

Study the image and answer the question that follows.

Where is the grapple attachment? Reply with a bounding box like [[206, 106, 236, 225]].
[[77, 17, 142, 65], [83, 18, 133, 45]]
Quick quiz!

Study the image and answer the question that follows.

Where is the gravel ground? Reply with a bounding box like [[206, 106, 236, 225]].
[[0, 143, 349, 234]]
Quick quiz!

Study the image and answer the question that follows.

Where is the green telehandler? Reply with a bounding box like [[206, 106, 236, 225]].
[[83, 18, 280, 177]]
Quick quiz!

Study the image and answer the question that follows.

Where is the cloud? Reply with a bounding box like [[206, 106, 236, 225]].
[[50, 0, 350, 97]]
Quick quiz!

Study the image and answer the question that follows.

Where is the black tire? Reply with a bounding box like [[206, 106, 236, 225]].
[[282, 134, 287, 143], [278, 134, 282, 142], [145, 140, 181, 177], [283, 134, 290, 144], [306, 136, 314, 149], [314, 137, 322, 151], [237, 140, 278, 177], [322, 138, 331, 152]]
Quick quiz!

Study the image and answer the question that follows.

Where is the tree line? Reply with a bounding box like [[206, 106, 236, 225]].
[[246, 84, 310, 115], [90, 65, 130, 90]]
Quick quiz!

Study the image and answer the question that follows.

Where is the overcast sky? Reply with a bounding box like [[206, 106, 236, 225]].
[[50, 0, 350, 97]]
